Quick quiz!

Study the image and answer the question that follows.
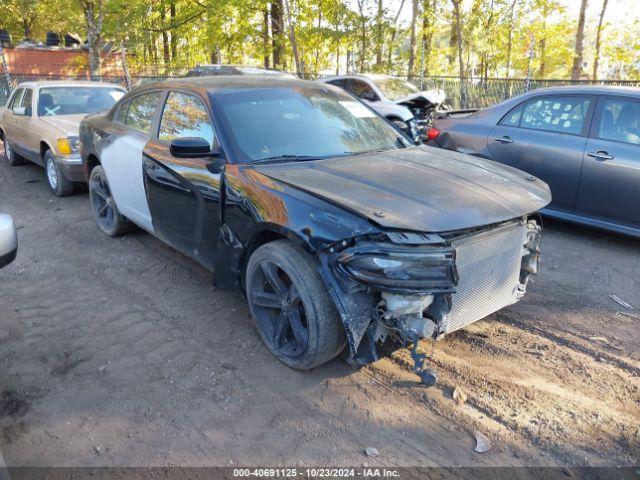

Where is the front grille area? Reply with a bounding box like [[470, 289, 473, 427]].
[[444, 221, 527, 334]]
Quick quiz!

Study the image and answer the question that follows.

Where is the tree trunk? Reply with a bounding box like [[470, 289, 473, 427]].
[[450, 0, 464, 78], [538, 3, 548, 78], [161, 2, 170, 66], [283, 0, 302, 76], [592, 0, 608, 80], [79, 0, 105, 80], [271, 0, 285, 69], [571, 0, 588, 80], [505, 0, 517, 77], [421, 0, 436, 78], [170, 0, 177, 61], [375, 0, 383, 68], [263, 8, 271, 69], [22, 19, 32, 41], [386, 0, 406, 70], [356, 0, 367, 72], [407, 0, 419, 79]]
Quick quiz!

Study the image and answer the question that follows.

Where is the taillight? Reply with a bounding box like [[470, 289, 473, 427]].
[[426, 127, 440, 141]]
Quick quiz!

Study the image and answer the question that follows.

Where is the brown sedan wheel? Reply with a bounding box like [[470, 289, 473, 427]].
[[246, 240, 346, 370], [3, 136, 24, 166], [44, 150, 74, 197]]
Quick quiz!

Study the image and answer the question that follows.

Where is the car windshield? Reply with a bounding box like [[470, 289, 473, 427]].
[[214, 86, 409, 163], [38, 86, 125, 116], [372, 77, 419, 101]]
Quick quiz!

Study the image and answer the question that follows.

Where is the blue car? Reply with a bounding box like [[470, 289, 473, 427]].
[[428, 86, 640, 238]]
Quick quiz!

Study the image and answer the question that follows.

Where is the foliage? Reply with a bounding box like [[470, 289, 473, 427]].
[[0, 0, 637, 80]]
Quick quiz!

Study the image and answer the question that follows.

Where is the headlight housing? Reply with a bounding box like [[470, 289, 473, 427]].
[[336, 242, 458, 293], [56, 136, 80, 155]]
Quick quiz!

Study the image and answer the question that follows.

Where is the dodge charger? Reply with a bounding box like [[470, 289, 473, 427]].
[[79, 77, 551, 383]]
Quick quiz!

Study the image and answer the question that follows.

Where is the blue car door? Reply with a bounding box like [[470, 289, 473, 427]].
[[487, 94, 594, 213], [575, 95, 640, 231]]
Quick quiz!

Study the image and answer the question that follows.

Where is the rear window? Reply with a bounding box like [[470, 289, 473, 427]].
[[124, 92, 162, 135], [503, 95, 592, 135]]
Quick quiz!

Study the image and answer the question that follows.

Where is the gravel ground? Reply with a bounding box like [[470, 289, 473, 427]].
[[0, 153, 638, 468]]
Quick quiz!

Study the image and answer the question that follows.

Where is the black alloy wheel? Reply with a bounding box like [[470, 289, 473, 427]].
[[250, 259, 309, 358], [246, 240, 346, 370], [89, 165, 132, 237]]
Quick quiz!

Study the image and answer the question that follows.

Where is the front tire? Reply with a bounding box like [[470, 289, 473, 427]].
[[45, 151, 75, 196], [89, 165, 132, 237], [3, 136, 24, 166], [246, 240, 346, 370]]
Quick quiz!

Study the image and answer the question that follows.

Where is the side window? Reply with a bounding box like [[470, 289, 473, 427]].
[[114, 99, 130, 124], [21, 89, 33, 115], [597, 97, 640, 145], [159, 92, 216, 147], [9, 88, 24, 111], [328, 79, 349, 90], [500, 104, 523, 127], [124, 92, 161, 134], [519, 96, 591, 135], [349, 80, 379, 101]]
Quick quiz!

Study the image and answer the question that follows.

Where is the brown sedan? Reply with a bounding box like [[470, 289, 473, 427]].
[[0, 80, 125, 196]]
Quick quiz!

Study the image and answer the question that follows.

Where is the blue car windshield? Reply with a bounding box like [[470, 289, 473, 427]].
[[213, 86, 408, 163]]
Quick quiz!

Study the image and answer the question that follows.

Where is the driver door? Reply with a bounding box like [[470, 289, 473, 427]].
[[142, 91, 223, 269]]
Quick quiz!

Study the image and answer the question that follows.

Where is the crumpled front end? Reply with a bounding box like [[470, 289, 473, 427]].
[[319, 217, 543, 377]]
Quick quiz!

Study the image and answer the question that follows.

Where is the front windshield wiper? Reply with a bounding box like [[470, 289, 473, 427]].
[[249, 154, 325, 165]]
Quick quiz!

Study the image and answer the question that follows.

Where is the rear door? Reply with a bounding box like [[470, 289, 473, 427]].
[[575, 96, 640, 230], [100, 90, 163, 232], [487, 94, 594, 213], [142, 90, 222, 268]]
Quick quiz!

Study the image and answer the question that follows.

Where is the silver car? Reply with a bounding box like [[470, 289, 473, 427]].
[[0, 214, 17, 269]]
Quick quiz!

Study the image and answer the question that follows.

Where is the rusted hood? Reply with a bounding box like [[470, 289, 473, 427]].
[[254, 146, 551, 233]]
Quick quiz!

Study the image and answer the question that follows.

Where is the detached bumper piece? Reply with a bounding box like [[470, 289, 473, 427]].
[[323, 217, 543, 386]]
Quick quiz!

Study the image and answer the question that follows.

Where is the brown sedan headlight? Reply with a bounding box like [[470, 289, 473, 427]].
[[336, 244, 458, 292]]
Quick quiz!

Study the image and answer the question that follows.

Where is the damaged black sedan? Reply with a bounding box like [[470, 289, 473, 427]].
[[79, 77, 551, 379]]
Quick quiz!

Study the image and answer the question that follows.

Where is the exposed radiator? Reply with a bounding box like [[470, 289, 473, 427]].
[[443, 221, 527, 334]]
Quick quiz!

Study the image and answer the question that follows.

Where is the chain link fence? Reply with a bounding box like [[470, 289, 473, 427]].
[[417, 76, 640, 109], [1, 70, 639, 109]]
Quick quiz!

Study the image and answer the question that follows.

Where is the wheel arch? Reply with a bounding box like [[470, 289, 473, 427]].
[[237, 223, 314, 289], [40, 140, 52, 160], [85, 153, 101, 174], [0, 127, 4, 141]]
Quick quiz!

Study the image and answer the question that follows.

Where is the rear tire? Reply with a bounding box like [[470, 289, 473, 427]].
[[246, 240, 346, 370], [89, 165, 133, 237], [3, 136, 24, 166], [45, 150, 75, 197]]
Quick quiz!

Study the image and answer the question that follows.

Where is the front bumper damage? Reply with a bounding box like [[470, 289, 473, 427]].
[[318, 217, 543, 383]]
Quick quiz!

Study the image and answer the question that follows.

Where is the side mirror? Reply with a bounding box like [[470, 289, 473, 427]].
[[170, 137, 219, 158], [0, 214, 18, 269], [13, 107, 26, 116]]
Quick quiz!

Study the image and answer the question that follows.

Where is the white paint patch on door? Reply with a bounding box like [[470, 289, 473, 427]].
[[100, 134, 154, 233]]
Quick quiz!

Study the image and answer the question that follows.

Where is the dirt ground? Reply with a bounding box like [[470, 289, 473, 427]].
[[0, 152, 638, 469]]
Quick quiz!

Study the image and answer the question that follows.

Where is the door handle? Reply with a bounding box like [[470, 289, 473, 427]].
[[587, 151, 613, 161], [493, 136, 514, 144]]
